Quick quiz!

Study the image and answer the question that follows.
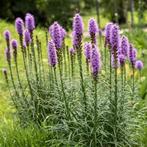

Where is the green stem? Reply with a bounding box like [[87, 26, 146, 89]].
[[30, 32, 39, 82], [93, 77, 98, 147], [58, 62, 70, 119], [77, 47, 87, 114], [19, 35, 34, 103], [132, 67, 135, 99], [8, 62, 18, 97], [70, 54, 74, 78], [86, 59, 89, 75], [109, 49, 112, 100], [14, 58, 26, 100]]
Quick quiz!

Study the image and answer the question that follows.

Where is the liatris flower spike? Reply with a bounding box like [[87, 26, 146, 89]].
[[51, 22, 62, 49], [110, 24, 120, 51], [25, 13, 35, 32], [135, 60, 143, 71], [11, 39, 18, 59], [110, 24, 120, 68], [88, 18, 98, 44], [24, 29, 31, 46], [120, 36, 129, 57], [129, 44, 137, 68], [90, 45, 101, 79], [84, 42, 91, 60], [4, 30, 11, 41], [15, 18, 24, 35], [48, 40, 58, 67], [105, 23, 113, 47], [72, 13, 83, 48]]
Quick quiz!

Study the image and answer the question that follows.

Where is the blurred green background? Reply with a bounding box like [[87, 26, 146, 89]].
[[1, 0, 147, 29]]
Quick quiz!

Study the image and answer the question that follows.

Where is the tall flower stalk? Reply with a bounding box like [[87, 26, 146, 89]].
[[129, 44, 137, 97], [105, 23, 113, 72], [110, 24, 120, 145], [73, 13, 87, 113], [90, 45, 101, 147], [25, 13, 38, 82]]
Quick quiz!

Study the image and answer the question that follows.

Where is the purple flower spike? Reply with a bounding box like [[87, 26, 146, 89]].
[[5, 48, 11, 62], [24, 29, 31, 45], [4, 30, 11, 41], [88, 18, 98, 44], [120, 36, 129, 57], [110, 24, 120, 51], [84, 42, 91, 60], [118, 54, 126, 67], [25, 13, 35, 32], [48, 40, 58, 67], [90, 45, 101, 78], [73, 13, 83, 36], [72, 13, 83, 48], [15, 18, 24, 35], [129, 44, 137, 67], [135, 60, 143, 71], [52, 22, 62, 49], [69, 48, 75, 55], [105, 23, 113, 46]]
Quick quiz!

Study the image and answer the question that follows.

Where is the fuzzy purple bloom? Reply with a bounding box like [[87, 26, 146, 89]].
[[88, 18, 98, 44], [105, 23, 113, 46], [118, 54, 126, 66], [15, 18, 24, 35], [135, 60, 143, 70], [51, 22, 62, 49], [84, 42, 91, 60], [73, 13, 83, 36], [72, 13, 83, 48], [129, 44, 137, 67], [90, 45, 101, 78], [25, 13, 35, 32], [24, 29, 31, 45], [69, 48, 75, 55], [4, 30, 11, 41], [5, 48, 11, 62], [120, 36, 129, 57], [110, 24, 120, 51], [48, 40, 58, 67]]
